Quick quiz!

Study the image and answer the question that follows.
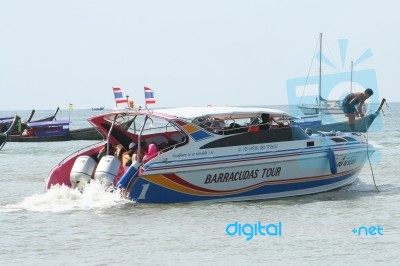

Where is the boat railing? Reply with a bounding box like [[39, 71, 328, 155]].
[[211, 119, 293, 136], [0, 133, 6, 150], [56, 141, 104, 166]]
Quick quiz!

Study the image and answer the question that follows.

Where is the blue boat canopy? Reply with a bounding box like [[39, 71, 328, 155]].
[[27, 119, 71, 127], [0, 116, 15, 121]]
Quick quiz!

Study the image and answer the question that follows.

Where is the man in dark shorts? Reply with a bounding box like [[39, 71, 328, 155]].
[[342, 88, 373, 131]]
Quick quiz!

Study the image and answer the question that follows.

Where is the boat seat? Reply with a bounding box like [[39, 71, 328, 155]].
[[170, 132, 186, 143], [145, 135, 169, 146]]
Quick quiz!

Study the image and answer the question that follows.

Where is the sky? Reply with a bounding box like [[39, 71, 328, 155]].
[[1, 0, 399, 110]]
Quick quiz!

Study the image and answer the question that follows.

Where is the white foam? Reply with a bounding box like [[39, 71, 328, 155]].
[[345, 180, 378, 192], [2, 181, 131, 212], [370, 142, 383, 148]]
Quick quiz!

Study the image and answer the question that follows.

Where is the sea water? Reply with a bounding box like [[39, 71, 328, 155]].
[[0, 105, 399, 266]]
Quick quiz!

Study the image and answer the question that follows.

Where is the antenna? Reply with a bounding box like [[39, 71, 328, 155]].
[[318, 32, 322, 114], [350, 60, 353, 93]]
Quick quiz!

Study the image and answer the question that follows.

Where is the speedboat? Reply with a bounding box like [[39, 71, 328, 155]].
[[45, 106, 376, 204]]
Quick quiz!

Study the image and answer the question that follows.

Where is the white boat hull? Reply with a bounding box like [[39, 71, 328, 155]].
[[129, 145, 371, 203], [298, 105, 343, 115], [45, 106, 376, 205]]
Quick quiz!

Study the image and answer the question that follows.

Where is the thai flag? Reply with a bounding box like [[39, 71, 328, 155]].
[[144, 86, 156, 104], [113, 87, 128, 105]]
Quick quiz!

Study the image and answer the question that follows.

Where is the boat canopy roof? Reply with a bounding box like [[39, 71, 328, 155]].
[[27, 119, 71, 127], [0, 116, 15, 121], [109, 106, 296, 120], [156, 106, 295, 120]]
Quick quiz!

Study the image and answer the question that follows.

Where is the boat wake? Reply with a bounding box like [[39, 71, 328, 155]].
[[344, 180, 381, 192], [1, 181, 131, 213], [344, 179, 400, 195]]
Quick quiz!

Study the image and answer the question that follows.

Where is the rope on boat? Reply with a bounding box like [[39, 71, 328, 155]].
[[364, 99, 388, 192], [364, 125, 379, 192], [298, 36, 321, 106]]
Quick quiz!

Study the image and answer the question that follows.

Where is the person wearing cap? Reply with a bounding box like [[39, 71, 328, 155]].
[[342, 88, 374, 131], [128, 142, 136, 150], [122, 142, 137, 167]]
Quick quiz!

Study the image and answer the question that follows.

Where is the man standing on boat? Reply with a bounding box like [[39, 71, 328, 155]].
[[342, 88, 374, 131]]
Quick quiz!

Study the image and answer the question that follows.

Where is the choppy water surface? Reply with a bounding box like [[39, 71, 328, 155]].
[[0, 105, 399, 265]]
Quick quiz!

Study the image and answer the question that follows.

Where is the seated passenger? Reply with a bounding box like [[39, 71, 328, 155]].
[[142, 143, 158, 163], [248, 117, 260, 132], [259, 113, 274, 130], [114, 144, 126, 162], [248, 125, 259, 132], [228, 122, 246, 134], [135, 141, 147, 162], [122, 142, 138, 167]]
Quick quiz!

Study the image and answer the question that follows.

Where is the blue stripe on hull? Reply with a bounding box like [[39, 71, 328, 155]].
[[129, 171, 358, 204]]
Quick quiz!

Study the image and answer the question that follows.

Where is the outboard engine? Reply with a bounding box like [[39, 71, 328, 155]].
[[94, 155, 121, 187], [70, 156, 97, 191]]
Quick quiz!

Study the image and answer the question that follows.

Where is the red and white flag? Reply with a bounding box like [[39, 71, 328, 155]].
[[144, 86, 156, 104], [113, 87, 128, 105]]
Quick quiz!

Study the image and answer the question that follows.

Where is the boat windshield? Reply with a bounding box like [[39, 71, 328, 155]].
[[105, 113, 183, 135]]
